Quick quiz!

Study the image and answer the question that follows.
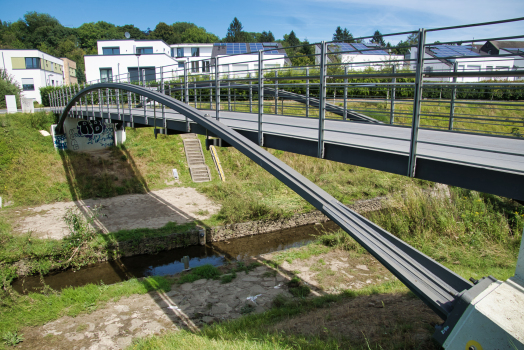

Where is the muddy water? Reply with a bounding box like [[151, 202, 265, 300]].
[[12, 221, 340, 294]]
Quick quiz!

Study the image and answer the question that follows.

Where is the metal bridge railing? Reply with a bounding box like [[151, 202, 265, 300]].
[[50, 17, 524, 177]]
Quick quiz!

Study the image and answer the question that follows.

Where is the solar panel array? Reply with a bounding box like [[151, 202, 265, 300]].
[[249, 43, 264, 52], [430, 45, 480, 58], [262, 43, 280, 54], [226, 43, 247, 54], [328, 43, 388, 55], [328, 43, 356, 53]]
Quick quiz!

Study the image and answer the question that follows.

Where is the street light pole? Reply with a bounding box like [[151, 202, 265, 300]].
[[136, 53, 141, 83]]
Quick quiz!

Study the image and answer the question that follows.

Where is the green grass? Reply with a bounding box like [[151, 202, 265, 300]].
[[177, 264, 221, 284], [0, 111, 431, 224], [0, 276, 172, 338]]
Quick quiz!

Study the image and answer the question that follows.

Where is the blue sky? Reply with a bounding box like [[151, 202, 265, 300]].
[[2, 0, 524, 44]]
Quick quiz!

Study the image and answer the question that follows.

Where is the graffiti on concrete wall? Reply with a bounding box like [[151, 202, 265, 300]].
[[67, 120, 114, 151], [54, 134, 67, 150]]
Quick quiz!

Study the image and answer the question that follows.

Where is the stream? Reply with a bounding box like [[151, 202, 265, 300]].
[[12, 221, 340, 293]]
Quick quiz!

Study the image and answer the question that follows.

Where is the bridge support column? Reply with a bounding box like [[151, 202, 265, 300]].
[[275, 70, 278, 114], [317, 41, 327, 159], [407, 29, 426, 177], [142, 69, 147, 125], [98, 86, 102, 121], [449, 61, 458, 131], [161, 67, 166, 128], [249, 73, 252, 113], [184, 63, 189, 131], [390, 65, 396, 124], [258, 50, 264, 146], [306, 67, 309, 118], [215, 57, 220, 121], [344, 66, 348, 121]]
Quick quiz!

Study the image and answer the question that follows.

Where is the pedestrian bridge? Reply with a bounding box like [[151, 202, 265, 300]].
[[50, 20, 524, 348]]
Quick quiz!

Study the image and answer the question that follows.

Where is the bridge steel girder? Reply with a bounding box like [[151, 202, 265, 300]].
[[56, 82, 474, 322]]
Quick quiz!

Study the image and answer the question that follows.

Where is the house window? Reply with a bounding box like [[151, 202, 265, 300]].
[[177, 48, 184, 57], [191, 61, 199, 73], [178, 62, 185, 69], [25, 57, 40, 69], [191, 48, 200, 57], [22, 78, 34, 91], [424, 66, 433, 73], [137, 47, 153, 54], [102, 47, 120, 55], [100, 68, 113, 82], [203, 61, 210, 73]]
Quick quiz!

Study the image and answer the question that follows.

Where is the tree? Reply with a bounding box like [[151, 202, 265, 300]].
[[333, 27, 354, 43], [180, 26, 219, 43], [118, 24, 147, 40], [259, 31, 275, 42], [371, 30, 385, 46], [394, 32, 419, 55], [226, 17, 244, 42], [152, 22, 176, 43], [287, 30, 299, 47]]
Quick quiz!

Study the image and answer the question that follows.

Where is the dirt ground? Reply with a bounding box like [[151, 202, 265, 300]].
[[17, 247, 442, 350], [8, 187, 221, 239]]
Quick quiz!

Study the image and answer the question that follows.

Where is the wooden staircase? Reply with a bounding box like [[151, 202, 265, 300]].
[[181, 134, 212, 183]]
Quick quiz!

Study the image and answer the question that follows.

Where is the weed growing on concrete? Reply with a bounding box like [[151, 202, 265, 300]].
[[1, 331, 23, 346], [177, 264, 221, 284]]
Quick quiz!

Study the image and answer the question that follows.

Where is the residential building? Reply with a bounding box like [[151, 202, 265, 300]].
[[85, 39, 175, 83], [409, 42, 524, 82], [315, 42, 404, 70], [84, 40, 288, 83], [60, 57, 78, 85], [0, 49, 64, 103]]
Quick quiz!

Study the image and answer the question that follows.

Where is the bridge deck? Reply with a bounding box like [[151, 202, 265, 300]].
[[60, 106, 524, 201]]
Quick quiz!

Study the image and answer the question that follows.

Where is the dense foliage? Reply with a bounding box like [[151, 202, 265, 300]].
[[1, 12, 410, 84], [0, 69, 21, 108]]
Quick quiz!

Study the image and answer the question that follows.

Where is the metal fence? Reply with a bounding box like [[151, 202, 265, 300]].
[[50, 18, 524, 165]]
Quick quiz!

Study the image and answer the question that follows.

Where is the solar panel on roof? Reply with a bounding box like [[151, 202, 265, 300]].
[[352, 43, 368, 51], [226, 43, 247, 54], [249, 43, 264, 52], [262, 43, 280, 54]]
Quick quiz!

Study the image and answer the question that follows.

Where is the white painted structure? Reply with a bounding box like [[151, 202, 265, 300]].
[[0, 49, 64, 103], [409, 46, 522, 82], [315, 43, 404, 71], [84, 40, 288, 82], [5, 95, 17, 113]]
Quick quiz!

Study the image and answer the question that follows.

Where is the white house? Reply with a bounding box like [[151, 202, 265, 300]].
[[0, 49, 64, 103], [85, 39, 177, 83], [315, 43, 404, 71], [409, 43, 523, 82], [212, 43, 288, 78], [84, 40, 288, 83]]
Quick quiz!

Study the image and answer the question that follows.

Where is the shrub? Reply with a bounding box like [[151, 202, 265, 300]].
[[0, 69, 21, 109]]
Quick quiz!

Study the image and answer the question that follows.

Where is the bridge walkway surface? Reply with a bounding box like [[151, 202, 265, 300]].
[[58, 103, 524, 202]]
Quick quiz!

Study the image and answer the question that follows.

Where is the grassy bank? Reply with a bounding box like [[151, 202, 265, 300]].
[[0, 110, 428, 223], [125, 187, 523, 350], [0, 187, 521, 349], [0, 276, 172, 348]]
